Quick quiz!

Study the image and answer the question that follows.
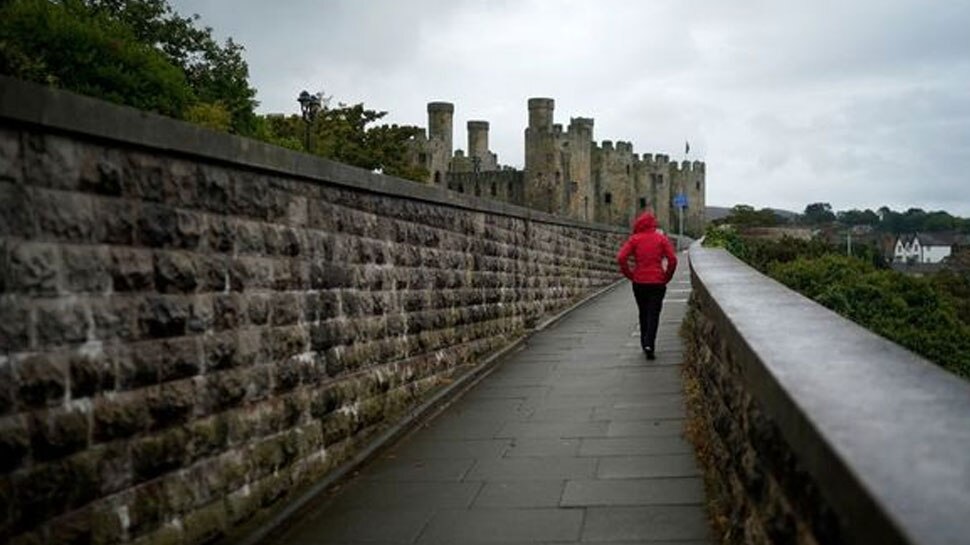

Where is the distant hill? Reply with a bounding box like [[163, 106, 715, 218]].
[[706, 206, 799, 222]]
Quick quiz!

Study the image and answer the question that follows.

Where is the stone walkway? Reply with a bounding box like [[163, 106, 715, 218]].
[[262, 256, 712, 544]]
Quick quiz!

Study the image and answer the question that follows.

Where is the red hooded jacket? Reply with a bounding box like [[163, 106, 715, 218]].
[[616, 213, 678, 284]]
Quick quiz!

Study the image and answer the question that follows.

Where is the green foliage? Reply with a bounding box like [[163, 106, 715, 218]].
[[0, 0, 194, 117], [801, 202, 836, 225], [702, 225, 749, 261], [184, 101, 231, 132], [83, 0, 259, 135], [713, 204, 783, 227], [256, 103, 429, 183], [0, 0, 258, 134], [770, 256, 970, 378]]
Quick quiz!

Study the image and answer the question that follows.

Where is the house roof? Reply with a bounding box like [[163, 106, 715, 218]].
[[916, 232, 959, 246]]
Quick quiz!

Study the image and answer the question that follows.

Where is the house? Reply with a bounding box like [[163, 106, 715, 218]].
[[893, 232, 961, 264]]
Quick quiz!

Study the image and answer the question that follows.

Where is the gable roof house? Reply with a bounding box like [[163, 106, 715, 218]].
[[893, 232, 961, 264]]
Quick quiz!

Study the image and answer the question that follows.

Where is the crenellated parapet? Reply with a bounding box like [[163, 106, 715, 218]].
[[406, 95, 706, 233]]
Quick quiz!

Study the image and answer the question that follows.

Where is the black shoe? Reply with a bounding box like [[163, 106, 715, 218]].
[[643, 347, 656, 360]]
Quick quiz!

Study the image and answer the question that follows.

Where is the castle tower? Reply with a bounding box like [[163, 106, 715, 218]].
[[426, 102, 454, 185], [524, 98, 561, 214], [528, 98, 555, 132], [467, 121, 489, 163], [565, 117, 595, 221]]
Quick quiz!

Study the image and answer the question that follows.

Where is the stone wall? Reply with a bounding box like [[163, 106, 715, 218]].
[[0, 78, 625, 545], [682, 245, 970, 545]]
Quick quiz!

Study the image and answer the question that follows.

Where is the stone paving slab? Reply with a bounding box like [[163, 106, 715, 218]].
[[263, 255, 713, 544]]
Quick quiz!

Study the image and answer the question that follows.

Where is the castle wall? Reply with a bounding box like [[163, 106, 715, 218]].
[[446, 170, 524, 205], [592, 141, 637, 228], [0, 78, 625, 545], [409, 97, 705, 232], [669, 160, 706, 236]]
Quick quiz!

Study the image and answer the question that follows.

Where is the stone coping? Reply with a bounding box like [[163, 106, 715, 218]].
[[0, 75, 624, 235], [688, 245, 970, 545]]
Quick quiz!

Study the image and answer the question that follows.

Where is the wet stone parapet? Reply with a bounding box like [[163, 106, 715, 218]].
[[0, 79, 624, 545], [682, 245, 970, 545]]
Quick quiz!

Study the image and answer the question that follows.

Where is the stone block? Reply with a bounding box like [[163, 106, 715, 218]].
[[205, 333, 237, 371], [186, 296, 213, 334], [62, 246, 110, 293], [235, 220, 265, 254], [264, 326, 307, 361], [204, 369, 247, 412], [181, 500, 227, 545], [131, 427, 188, 482], [153, 251, 198, 294], [23, 133, 81, 190], [70, 351, 114, 399], [206, 218, 234, 254], [128, 480, 166, 536], [17, 354, 67, 408], [78, 146, 124, 197], [138, 296, 188, 339], [186, 415, 229, 463], [246, 293, 269, 325], [35, 189, 97, 242], [0, 127, 21, 181], [93, 394, 149, 442], [0, 182, 35, 237], [0, 299, 31, 353], [7, 242, 59, 295], [197, 254, 227, 292], [110, 248, 154, 292], [13, 461, 71, 531], [212, 294, 243, 331], [270, 293, 300, 326], [0, 416, 30, 472], [146, 380, 196, 429], [29, 408, 91, 461], [91, 297, 138, 342], [198, 166, 231, 212]]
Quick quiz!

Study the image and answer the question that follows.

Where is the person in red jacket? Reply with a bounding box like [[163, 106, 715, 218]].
[[616, 212, 678, 360]]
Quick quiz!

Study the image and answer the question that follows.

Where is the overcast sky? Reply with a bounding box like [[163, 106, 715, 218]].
[[171, 0, 970, 216]]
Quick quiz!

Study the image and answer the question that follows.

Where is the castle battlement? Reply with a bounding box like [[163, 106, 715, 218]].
[[407, 97, 706, 233]]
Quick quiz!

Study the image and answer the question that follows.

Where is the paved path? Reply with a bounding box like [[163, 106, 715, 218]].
[[263, 256, 711, 544]]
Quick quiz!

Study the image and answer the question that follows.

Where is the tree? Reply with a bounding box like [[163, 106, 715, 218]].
[[0, 0, 194, 117], [715, 204, 781, 227], [0, 0, 258, 134], [837, 208, 880, 226], [83, 0, 259, 135], [802, 202, 836, 225], [258, 100, 429, 183]]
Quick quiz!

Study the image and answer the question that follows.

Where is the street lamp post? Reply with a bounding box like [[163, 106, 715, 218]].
[[297, 90, 321, 151]]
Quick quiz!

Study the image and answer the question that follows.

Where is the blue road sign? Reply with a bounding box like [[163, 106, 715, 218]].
[[673, 193, 688, 208]]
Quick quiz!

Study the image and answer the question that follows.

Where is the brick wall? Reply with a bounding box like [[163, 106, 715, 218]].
[[0, 78, 625, 544]]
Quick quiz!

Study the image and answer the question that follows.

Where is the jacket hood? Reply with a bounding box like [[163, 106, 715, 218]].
[[632, 212, 657, 233]]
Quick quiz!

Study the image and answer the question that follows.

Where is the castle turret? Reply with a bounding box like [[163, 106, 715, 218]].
[[528, 98, 555, 132], [467, 120, 489, 162], [427, 102, 454, 153], [425, 102, 454, 185]]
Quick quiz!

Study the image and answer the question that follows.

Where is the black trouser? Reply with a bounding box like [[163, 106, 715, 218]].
[[632, 283, 666, 351]]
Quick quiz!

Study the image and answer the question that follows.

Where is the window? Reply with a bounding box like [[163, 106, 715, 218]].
[[474, 184, 481, 197], [626, 165, 631, 175], [507, 182, 513, 195], [457, 183, 464, 193], [639, 198, 647, 209], [555, 171, 561, 184], [696, 181, 701, 191], [418, 153, 428, 165], [491, 182, 497, 196], [434, 171, 441, 184], [604, 192, 612, 204]]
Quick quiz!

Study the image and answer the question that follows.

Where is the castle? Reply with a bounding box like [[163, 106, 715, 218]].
[[405, 98, 706, 233]]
